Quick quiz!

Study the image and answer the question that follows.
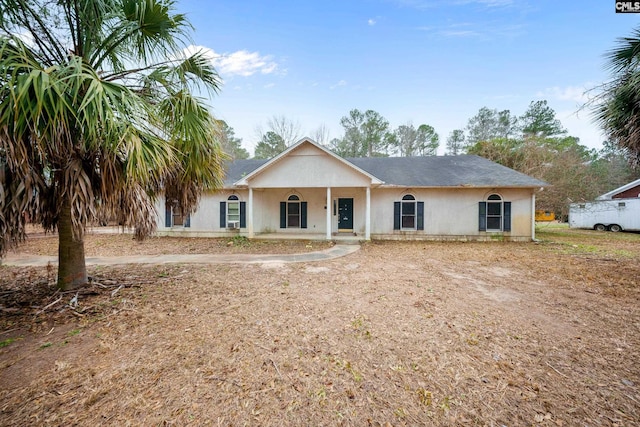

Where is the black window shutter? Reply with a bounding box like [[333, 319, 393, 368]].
[[417, 202, 424, 230], [393, 201, 401, 230], [185, 213, 191, 228], [280, 202, 287, 228], [220, 201, 226, 228], [479, 201, 487, 231], [301, 202, 307, 229], [165, 204, 172, 228], [503, 202, 511, 232], [240, 202, 246, 228]]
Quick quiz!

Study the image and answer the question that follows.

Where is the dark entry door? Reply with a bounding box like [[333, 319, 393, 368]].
[[338, 198, 354, 231]]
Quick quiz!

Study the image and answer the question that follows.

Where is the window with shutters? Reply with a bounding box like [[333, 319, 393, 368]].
[[279, 195, 307, 229], [227, 195, 240, 226], [287, 195, 301, 228], [219, 195, 246, 229], [165, 199, 190, 228], [478, 194, 511, 232], [401, 195, 416, 229], [393, 195, 424, 231], [486, 194, 503, 231]]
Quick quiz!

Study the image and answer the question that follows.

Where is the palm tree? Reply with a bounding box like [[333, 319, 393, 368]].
[[593, 27, 640, 164], [0, 0, 225, 290]]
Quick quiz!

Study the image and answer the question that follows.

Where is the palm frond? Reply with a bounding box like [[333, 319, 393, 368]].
[[606, 27, 640, 73], [93, 0, 191, 69]]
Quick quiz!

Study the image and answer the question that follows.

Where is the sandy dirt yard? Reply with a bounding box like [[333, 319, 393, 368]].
[[0, 226, 639, 426]]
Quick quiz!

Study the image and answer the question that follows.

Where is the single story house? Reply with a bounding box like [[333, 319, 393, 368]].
[[155, 138, 548, 241]]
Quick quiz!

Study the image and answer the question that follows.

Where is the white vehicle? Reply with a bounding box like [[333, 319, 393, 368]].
[[569, 198, 640, 232]]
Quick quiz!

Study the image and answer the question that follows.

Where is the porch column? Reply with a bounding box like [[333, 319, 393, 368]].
[[531, 192, 536, 241], [248, 187, 254, 239], [326, 187, 332, 240], [365, 186, 371, 240]]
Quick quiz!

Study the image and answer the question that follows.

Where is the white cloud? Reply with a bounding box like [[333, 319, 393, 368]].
[[184, 45, 280, 78], [536, 85, 595, 104], [330, 80, 348, 89], [418, 22, 522, 39], [440, 29, 479, 37], [470, 0, 514, 7], [368, 18, 377, 26], [396, 0, 515, 9]]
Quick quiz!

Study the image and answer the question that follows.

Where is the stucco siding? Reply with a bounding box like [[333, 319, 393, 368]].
[[157, 186, 534, 241], [248, 146, 372, 188], [369, 187, 534, 239]]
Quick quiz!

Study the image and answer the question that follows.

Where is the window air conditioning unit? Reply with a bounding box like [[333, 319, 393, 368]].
[[228, 221, 240, 230]]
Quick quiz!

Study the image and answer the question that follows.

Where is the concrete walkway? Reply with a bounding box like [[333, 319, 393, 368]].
[[2, 244, 361, 267]]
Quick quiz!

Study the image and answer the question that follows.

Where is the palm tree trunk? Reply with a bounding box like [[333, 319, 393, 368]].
[[57, 197, 87, 290]]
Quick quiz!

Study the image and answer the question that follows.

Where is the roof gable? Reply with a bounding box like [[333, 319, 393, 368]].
[[233, 138, 383, 187]]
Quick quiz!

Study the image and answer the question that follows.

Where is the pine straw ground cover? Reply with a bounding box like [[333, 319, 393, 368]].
[[0, 227, 639, 426]]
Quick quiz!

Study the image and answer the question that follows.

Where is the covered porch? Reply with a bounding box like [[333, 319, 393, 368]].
[[243, 186, 373, 241]]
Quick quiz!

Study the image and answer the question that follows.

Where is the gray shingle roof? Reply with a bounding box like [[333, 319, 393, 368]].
[[348, 155, 548, 187], [223, 159, 269, 186], [224, 155, 548, 188]]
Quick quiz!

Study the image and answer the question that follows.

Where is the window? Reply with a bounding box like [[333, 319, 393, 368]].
[[486, 194, 502, 230], [401, 195, 416, 229], [393, 195, 424, 231], [279, 195, 307, 229], [287, 195, 300, 227], [165, 200, 190, 228], [219, 196, 246, 229], [479, 194, 511, 232], [227, 195, 240, 227]]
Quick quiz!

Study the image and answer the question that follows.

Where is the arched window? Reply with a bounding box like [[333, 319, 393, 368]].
[[479, 194, 511, 232], [393, 194, 424, 231], [486, 194, 502, 231], [280, 195, 307, 229], [401, 194, 416, 229], [220, 195, 245, 229], [227, 195, 240, 226], [287, 195, 301, 227], [165, 199, 190, 228]]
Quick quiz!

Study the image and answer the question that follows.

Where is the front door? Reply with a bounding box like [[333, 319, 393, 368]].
[[338, 198, 354, 232]]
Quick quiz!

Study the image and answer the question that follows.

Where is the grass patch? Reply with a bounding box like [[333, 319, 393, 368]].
[[0, 338, 17, 348], [536, 225, 640, 259], [229, 235, 250, 247]]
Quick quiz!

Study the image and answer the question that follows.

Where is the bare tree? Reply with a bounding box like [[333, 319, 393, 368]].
[[312, 123, 331, 145], [267, 115, 302, 146]]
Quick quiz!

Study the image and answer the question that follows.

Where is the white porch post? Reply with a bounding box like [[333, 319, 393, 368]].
[[248, 187, 254, 239], [531, 192, 536, 241], [326, 187, 332, 240], [365, 186, 371, 240]]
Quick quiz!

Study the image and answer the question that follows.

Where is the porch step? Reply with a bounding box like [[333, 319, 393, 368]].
[[332, 232, 362, 244]]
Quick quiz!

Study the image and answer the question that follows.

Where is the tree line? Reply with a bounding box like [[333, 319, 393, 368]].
[[220, 100, 639, 219]]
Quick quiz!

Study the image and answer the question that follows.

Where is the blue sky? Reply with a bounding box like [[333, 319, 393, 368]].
[[176, 0, 640, 155]]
